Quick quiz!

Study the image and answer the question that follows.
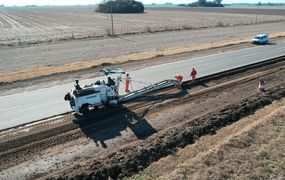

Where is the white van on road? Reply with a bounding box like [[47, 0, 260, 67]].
[[251, 33, 269, 45]]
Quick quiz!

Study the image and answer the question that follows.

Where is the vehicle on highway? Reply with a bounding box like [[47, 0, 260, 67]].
[[251, 33, 269, 45], [64, 68, 178, 115]]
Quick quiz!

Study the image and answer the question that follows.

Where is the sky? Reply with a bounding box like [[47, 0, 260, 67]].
[[1, 0, 284, 6]]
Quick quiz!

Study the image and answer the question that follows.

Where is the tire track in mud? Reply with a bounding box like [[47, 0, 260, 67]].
[[0, 63, 284, 172]]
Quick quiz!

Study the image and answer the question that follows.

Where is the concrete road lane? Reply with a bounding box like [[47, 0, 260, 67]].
[[0, 42, 284, 130]]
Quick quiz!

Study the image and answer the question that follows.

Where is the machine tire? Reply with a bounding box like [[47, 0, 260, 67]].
[[80, 104, 91, 115], [64, 93, 71, 101]]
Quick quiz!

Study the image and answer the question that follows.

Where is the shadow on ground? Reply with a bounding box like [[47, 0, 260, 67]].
[[266, 42, 277, 45], [73, 88, 188, 148], [129, 87, 188, 103], [252, 42, 277, 46]]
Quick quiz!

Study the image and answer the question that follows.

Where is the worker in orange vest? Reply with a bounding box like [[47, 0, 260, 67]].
[[258, 80, 266, 92], [175, 74, 183, 82], [125, 73, 131, 93], [191, 68, 197, 81]]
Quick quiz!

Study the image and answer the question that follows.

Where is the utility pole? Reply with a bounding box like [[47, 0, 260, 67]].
[[110, 1, 114, 36], [255, 1, 261, 24]]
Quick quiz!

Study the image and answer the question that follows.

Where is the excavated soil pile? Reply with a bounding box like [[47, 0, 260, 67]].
[[51, 86, 285, 179]]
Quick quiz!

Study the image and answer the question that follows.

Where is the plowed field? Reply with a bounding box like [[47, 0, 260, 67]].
[[1, 6, 285, 46]]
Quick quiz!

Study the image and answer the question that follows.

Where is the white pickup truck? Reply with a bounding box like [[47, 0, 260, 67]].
[[251, 33, 269, 45]]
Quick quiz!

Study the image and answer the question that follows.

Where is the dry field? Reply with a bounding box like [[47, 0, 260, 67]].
[[0, 6, 285, 46]]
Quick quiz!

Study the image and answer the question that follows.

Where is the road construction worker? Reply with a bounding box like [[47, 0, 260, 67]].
[[191, 68, 197, 81], [258, 80, 266, 92], [107, 76, 115, 87], [125, 74, 131, 93], [74, 80, 82, 90], [175, 74, 183, 82]]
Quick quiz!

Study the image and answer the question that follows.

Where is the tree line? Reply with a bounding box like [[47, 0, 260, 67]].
[[96, 0, 144, 13], [188, 0, 224, 7]]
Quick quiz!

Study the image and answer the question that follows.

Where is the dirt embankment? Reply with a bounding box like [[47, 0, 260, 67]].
[[133, 99, 285, 180], [0, 58, 284, 179]]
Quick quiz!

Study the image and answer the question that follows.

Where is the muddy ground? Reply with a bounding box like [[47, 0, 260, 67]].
[[0, 58, 284, 179]]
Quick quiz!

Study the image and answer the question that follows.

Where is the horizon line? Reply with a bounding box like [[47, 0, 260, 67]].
[[1, 2, 285, 7]]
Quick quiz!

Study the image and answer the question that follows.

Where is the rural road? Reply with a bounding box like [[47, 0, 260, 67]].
[[0, 42, 285, 130]]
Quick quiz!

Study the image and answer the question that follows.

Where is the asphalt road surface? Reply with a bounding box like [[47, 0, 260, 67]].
[[0, 42, 284, 130]]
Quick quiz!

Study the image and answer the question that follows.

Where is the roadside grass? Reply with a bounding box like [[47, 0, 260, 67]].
[[135, 176, 145, 180], [263, 164, 273, 174]]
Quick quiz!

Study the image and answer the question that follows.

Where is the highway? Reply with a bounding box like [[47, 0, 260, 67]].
[[0, 42, 284, 130]]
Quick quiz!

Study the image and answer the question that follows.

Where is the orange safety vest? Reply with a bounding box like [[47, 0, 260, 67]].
[[258, 81, 265, 92], [175, 74, 183, 82], [191, 69, 197, 76], [125, 76, 131, 92]]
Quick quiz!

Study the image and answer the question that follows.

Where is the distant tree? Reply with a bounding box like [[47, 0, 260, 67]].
[[188, 0, 224, 7], [96, 0, 144, 13], [164, 2, 173, 5], [198, 0, 207, 6], [214, 0, 222, 5]]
